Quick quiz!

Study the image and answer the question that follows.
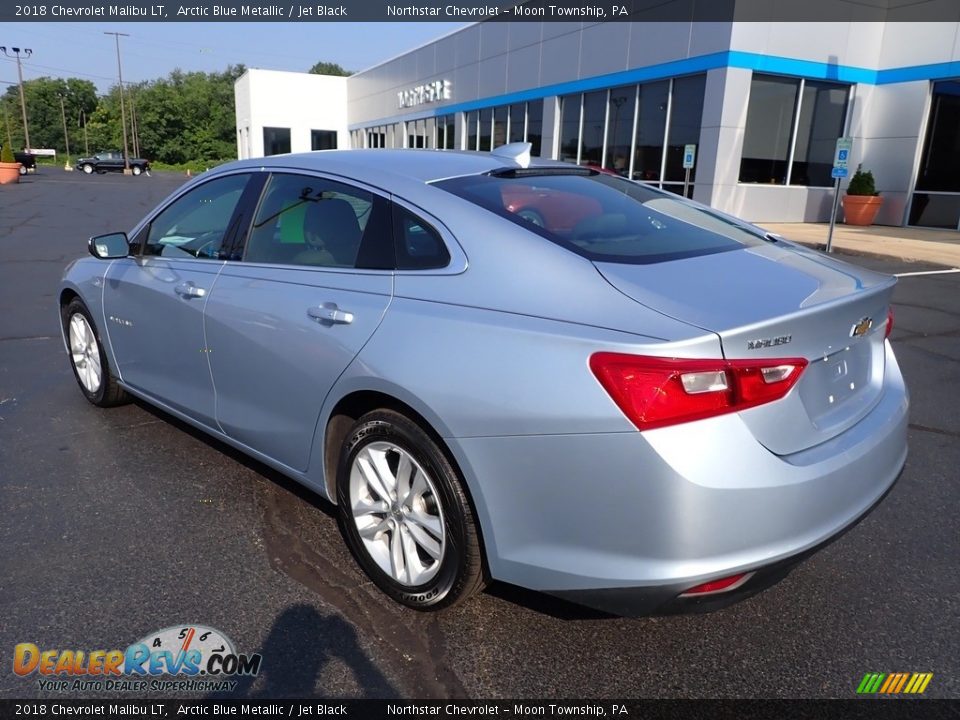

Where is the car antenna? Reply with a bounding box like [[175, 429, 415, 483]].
[[491, 142, 532, 169]]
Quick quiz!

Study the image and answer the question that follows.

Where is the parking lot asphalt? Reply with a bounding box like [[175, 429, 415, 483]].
[[1, 170, 958, 700]]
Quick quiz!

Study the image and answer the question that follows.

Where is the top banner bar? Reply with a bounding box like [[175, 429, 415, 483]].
[[4, 0, 960, 22]]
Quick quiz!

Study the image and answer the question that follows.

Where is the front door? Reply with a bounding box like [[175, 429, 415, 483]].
[[103, 173, 253, 426]]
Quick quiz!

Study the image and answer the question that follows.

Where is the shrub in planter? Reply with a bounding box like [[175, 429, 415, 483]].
[[0, 143, 22, 185], [843, 166, 883, 226]]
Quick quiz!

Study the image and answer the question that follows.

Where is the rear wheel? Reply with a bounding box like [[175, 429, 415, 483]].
[[61, 298, 129, 407], [336, 409, 486, 611], [18, 164, 26, 176]]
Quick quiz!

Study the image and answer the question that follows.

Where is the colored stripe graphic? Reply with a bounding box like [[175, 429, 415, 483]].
[[857, 672, 932, 694]]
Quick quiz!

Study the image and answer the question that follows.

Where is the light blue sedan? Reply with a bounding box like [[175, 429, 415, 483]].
[[59, 145, 908, 615]]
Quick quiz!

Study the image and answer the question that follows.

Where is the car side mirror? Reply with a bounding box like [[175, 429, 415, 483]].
[[88, 232, 130, 259]]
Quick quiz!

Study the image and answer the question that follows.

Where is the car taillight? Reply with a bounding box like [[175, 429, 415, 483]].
[[589, 352, 808, 431], [679, 572, 754, 597], [885, 307, 894, 339]]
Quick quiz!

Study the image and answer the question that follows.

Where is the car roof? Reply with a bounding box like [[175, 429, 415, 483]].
[[220, 149, 573, 186]]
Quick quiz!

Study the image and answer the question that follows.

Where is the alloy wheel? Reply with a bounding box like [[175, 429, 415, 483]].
[[349, 441, 446, 587]]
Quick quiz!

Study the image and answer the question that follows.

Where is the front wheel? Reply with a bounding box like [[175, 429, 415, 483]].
[[132, 165, 142, 176], [61, 298, 130, 407], [336, 410, 486, 611], [18, 164, 27, 176], [82, 163, 93, 175]]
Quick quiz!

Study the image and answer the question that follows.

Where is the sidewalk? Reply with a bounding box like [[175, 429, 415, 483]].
[[758, 223, 960, 268]]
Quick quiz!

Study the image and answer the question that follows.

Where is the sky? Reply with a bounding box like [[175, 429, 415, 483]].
[[1, 22, 470, 91]]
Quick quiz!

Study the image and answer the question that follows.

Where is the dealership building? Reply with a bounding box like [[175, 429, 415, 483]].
[[234, 18, 960, 229]]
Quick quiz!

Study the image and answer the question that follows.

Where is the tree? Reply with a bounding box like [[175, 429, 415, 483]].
[[1, 77, 97, 152], [308, 61, 351, 76]]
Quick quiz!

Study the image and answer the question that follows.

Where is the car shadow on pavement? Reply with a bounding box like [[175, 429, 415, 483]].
[[207, 604, 398, 699]]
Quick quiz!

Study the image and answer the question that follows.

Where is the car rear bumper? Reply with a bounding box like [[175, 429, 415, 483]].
[[450, 341, 908, 614], [547, 467, 901, 616]]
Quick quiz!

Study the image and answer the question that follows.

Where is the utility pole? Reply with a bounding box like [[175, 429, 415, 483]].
[[0, 46, 33, 151], [103, 32, 131, 175], [78, 108, 89, 156], [129, 89, 139, 158], [58, 93, 72, 170]]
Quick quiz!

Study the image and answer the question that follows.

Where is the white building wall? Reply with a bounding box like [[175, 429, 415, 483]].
[[234, 69, 348, 159]]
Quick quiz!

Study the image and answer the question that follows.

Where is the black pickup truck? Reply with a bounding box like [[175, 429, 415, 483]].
[[77, 151, 150, 176], [0, 147, 36, 174]]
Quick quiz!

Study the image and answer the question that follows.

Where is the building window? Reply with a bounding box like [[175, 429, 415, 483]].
[[791, 81, 849, 186], [632, 80, 669, 182], [509, 104, 525, 143], [527, 100, 543, 156], [467, 111, 478, 151], [581, 90, 606, 166], [408, 119, 428, 149], [910, 79, 960, 228], [665, 74, 706, 185], [460, 101, 543, 154], [605, 85, 635, 176], [263, 127, 291, 156], [311, 130, 337, 151], [479, 107, 493, 151], [493, 106, 508, 149], [560, 77, 704, 187], [559, 95, 581, 162], [739, 74, 849, 187], [442, 115, 455, 149]]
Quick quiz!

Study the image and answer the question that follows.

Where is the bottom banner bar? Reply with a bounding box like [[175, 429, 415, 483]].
[[0, 699, 956, 720]]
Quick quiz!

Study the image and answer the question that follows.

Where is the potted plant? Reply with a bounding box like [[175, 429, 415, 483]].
[[843, 166, 883, 226], [0, 142, 22, 185]]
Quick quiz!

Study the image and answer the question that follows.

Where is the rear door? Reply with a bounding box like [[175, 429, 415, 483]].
[[204, 171, 395, 472]]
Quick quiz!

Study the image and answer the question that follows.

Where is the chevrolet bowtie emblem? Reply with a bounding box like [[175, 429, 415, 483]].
[[851, 317, 874, 338]]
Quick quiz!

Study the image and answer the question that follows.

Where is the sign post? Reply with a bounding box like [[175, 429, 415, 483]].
[[682, 144, 696, 198], [827, 137, 852, 253]]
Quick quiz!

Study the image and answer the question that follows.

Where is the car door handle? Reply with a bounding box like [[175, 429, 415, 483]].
[[307, 304, 354, 325], [174, 281, 207, 299]]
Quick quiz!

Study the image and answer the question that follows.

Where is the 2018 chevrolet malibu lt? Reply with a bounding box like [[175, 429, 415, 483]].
[[59, 145, 908, 615]]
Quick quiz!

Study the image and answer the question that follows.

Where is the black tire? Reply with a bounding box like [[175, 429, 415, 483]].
[[82, 164, 93, 175], [132, 165, 142, 176], [18, 164, 26, 176], [61, 298, 130, 408], [336, 409, 486, 611]]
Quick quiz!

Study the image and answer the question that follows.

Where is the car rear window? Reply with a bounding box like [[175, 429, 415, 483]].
[[435, 172, 768, 264]]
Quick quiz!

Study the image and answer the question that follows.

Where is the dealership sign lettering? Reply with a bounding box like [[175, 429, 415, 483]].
[[398, 80, 451, 108]]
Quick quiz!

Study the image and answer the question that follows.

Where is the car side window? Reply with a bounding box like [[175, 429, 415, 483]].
[[394, 206, 450, 270], [143, 174, 250, 260], [244, 173, 389, 269]]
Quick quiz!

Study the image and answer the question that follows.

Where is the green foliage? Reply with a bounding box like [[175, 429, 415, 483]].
[[3, 65, 246, 167], [308, 61, 351, 76], [847, 166, 878, 196], [1, 77, 97, 153], [0, 142, 13, 163]]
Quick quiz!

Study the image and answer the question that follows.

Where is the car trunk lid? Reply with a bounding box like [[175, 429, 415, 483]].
[[594, 243, 896, 455]]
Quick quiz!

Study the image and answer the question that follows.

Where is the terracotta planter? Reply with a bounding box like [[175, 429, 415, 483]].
[[843, 194, 883, 226], [0, 161, 22, 185]]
